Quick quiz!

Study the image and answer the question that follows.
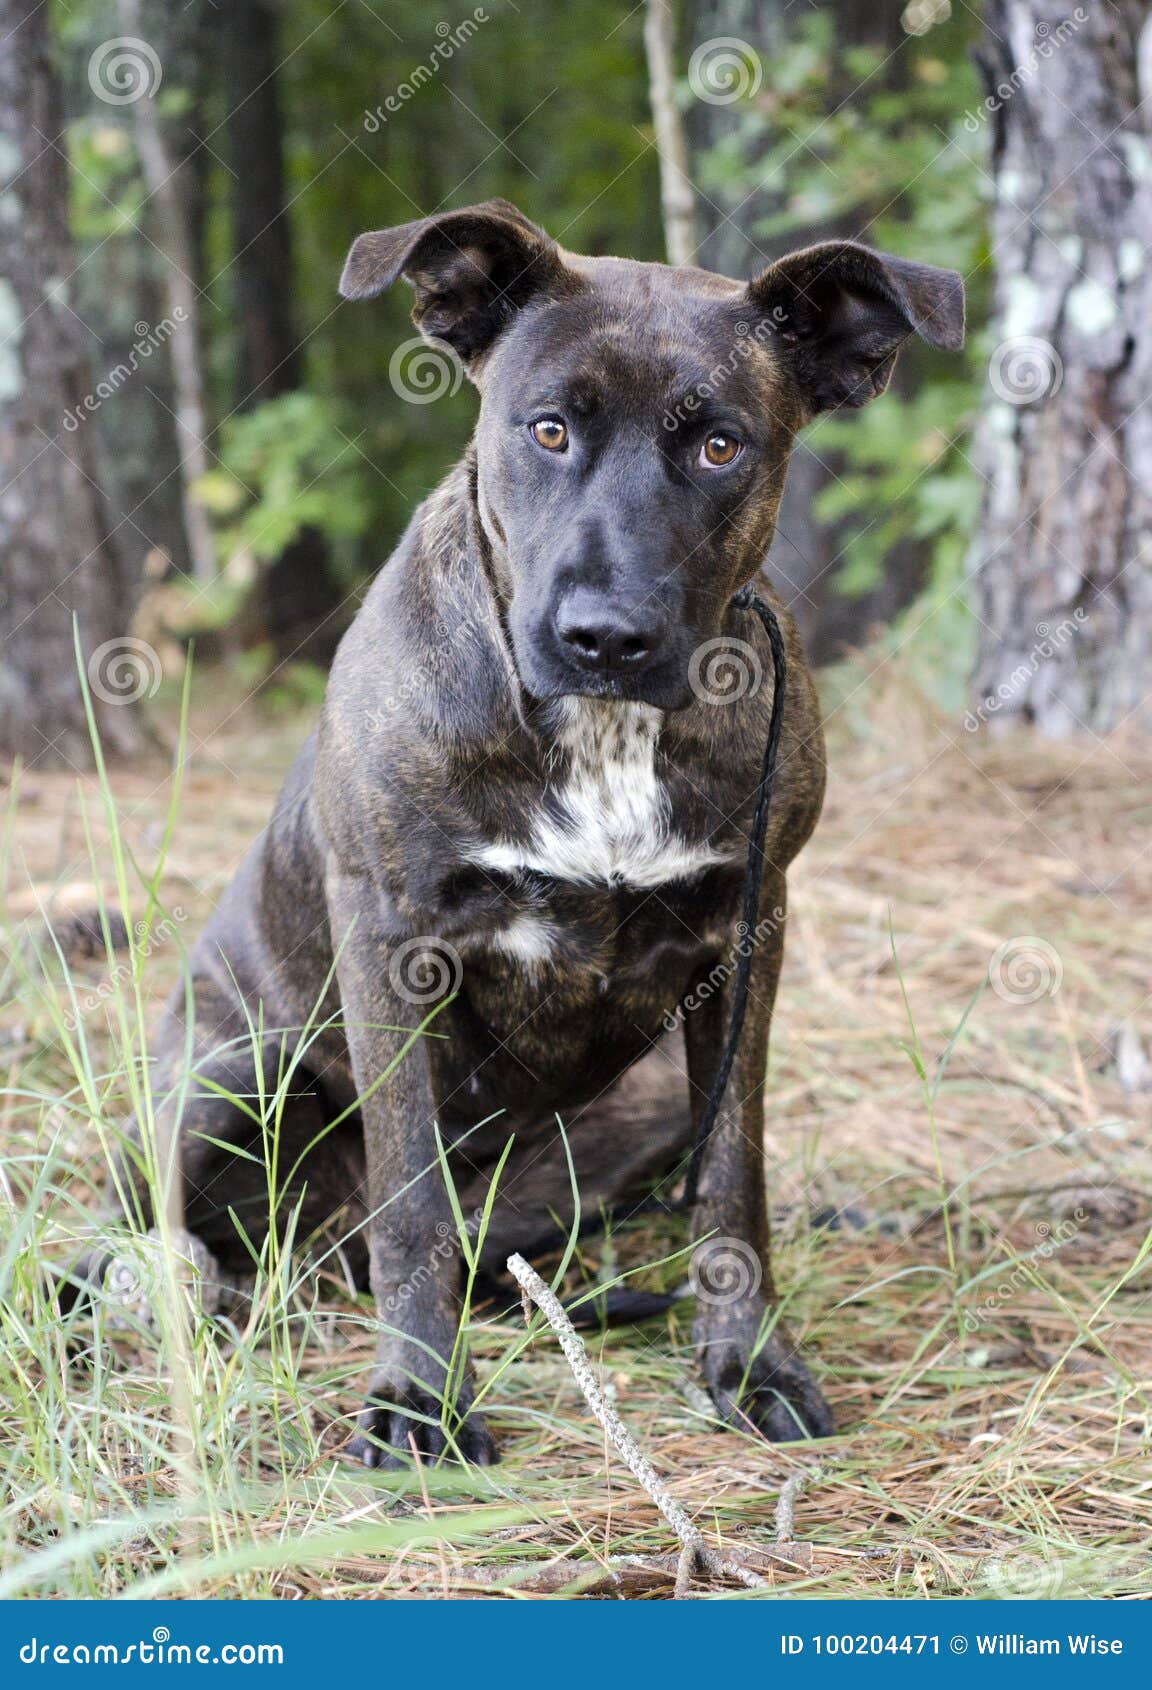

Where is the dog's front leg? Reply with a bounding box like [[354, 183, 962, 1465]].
[[326, 871, 497, 1470], [683, 872, 833, 1443]]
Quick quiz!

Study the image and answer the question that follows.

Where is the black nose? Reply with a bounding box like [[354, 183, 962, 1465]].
[[556, 594, 668, 674]]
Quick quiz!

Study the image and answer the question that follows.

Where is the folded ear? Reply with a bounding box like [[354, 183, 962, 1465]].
[[749, 241, 965, 418], [339, 198, 576, 362]]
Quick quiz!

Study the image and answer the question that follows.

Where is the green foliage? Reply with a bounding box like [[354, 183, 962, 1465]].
[[809, 377, 983, 601], [200, 392, 378, 572], [58, 0, 991, 691], [694, 7, 991, 682]]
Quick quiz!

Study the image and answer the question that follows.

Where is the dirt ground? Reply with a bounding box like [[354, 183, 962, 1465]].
[[2, 654, 1151, 1599]]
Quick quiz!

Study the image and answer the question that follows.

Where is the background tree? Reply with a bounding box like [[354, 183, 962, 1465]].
[[221, 0, 343, 662], [968, 0, 1152, 735], [685, 0, 981, 660], [0, 0, 139, 767]]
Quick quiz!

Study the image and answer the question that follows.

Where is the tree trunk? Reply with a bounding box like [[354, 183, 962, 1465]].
[[116, 0, 216, 585], [645, 0, 698, 264], [686, 0, 918, 661], [0, 1, 141, 768], [64, 0, 214, 599], [968, 0, 1152, 736], [222, 0, 344, 665]]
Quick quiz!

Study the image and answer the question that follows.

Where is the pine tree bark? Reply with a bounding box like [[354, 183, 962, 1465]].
[[969, 0, 1152, 736], [0, 1, 140, 768]]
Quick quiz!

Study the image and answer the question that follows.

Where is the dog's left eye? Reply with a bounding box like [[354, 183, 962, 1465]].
[[699, 432, 742, 468], [530, 417, 568, 452]]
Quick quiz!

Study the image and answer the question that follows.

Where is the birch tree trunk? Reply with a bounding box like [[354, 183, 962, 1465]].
[[116, 0, 216, 584], [644, 0, 698, 265], [968, 0, 1152, 736], [0, 1, 140, 767]]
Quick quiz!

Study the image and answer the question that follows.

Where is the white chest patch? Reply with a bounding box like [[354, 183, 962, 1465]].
[[470, 698, 734, 889]]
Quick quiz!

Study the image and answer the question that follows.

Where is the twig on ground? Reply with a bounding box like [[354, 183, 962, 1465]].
[[507, 1251, 767, 1594], [775, 1466, 820, 1542]]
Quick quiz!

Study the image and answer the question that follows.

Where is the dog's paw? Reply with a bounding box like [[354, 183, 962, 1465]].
[[700, 1331, 834, 1444], [348, 1378, 499, 1471]]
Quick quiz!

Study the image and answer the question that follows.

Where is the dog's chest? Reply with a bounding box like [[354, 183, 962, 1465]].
[[469, 699, 731, 890]]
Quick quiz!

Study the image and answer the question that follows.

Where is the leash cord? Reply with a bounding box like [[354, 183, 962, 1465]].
[[607, 584, 788, 1228], [679, 584, 787, 1212]]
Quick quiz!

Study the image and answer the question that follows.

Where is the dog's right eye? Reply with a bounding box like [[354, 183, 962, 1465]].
[[530, 417, 568, 452]]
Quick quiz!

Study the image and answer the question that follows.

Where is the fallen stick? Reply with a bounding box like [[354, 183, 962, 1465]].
[[462, 1544, 812, 1597], [775, 1466, 821, 1542], [507, 1251, 768, 1594]]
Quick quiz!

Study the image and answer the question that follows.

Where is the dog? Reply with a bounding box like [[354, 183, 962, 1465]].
[[83, 201, 963, 1468]]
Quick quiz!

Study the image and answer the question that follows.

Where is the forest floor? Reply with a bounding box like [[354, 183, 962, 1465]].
[[2, 650, 1151, 1600]]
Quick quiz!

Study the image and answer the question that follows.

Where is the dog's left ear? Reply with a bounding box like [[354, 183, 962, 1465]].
[[339, 198, 577, 362], [748, 241, 965, 419]]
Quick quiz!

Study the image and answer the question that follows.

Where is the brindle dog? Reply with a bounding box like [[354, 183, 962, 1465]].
[[88, 202, 963, 1467]]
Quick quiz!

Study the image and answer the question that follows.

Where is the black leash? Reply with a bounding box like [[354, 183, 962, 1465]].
[[611, 583, 789, 1226], [680, 584, 788, 1211]]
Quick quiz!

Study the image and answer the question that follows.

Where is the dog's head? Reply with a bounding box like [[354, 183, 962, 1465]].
[[341, 200, 964, 710]]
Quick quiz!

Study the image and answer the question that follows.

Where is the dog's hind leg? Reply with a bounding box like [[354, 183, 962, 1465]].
[[65, 1022, 368, 1320]]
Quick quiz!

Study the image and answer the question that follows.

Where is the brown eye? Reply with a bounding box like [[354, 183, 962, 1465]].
[[530, 417, 568, 451], [700, 432, 742, 468]]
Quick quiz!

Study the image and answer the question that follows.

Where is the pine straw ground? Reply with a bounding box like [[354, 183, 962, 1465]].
[[1, 650, 1150, 1601]]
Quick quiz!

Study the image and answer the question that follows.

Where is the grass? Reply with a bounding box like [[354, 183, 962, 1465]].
[[1, 652, 1150, 1599]]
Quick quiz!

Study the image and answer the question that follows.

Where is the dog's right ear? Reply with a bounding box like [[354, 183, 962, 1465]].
[[339, 199, 576, 362]]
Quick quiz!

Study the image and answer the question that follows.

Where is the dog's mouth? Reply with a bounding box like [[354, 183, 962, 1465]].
[[520, 658, 695, 713]]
